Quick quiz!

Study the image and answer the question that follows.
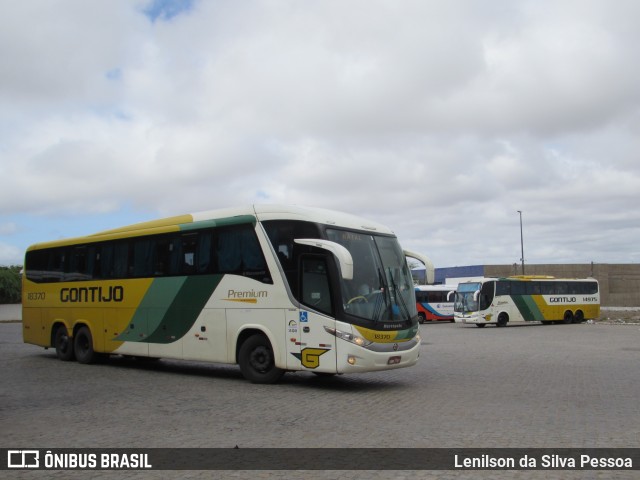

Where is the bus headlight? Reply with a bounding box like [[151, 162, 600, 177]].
[[324, 326, 372, 347]]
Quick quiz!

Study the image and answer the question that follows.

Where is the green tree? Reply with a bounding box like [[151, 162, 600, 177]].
[[0, 266, 22, 304]]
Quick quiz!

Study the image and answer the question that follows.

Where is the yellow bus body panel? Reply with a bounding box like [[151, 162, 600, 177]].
[[22, 278, 154, 352]]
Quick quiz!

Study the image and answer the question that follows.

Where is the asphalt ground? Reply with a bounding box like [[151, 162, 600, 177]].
[[0, 305, 638, 480]]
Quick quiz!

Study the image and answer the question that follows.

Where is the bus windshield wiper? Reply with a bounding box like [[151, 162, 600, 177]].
[[372, 267, 391, 322], [388, 268, 411, 322]]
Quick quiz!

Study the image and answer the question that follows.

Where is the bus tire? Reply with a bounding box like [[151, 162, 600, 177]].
[[574, 310, 585, 323], [563, 311, 574, 324], [54, 325, 75, 361], [74, 326, 97, 364], [497, 313, 509, 327], [475, 323, 486, 328], [418, 313, 426, 324], [238, 334, 284, 384]]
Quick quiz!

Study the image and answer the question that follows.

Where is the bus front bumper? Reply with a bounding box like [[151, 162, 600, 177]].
[[335, 337, 421, 373], [455, 314, 493, 325]]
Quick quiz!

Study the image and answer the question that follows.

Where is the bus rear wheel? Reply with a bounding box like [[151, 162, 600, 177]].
[[239, 334, 284, 384], [563, 311, 574, 324], [74, 326, 97, 364], [54, 325, 75, 361], [418, 313, 426, 324]]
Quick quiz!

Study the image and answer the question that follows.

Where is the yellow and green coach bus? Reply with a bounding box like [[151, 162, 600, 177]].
[[454, 276, 600, 328], [22, 205, 430, 383]]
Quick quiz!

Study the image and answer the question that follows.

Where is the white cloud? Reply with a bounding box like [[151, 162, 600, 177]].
[[1, 0, 640, 267], [0, 242, 22, 266], [0, 223, 18, 235]]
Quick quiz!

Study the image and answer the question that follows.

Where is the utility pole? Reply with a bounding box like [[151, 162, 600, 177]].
[[517, 210, 525, 275]]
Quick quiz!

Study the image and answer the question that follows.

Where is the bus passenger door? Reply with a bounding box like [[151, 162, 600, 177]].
[[294, 255, 337, 373]]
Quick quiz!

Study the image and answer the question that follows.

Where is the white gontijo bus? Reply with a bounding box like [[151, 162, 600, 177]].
[[415, 285, 456, 323], [23, 205, 429, 383], [454, 276, 600, 328]]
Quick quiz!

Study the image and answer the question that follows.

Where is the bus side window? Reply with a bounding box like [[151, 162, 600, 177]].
[[300, 256, 333, 316], [196, 231, 212, 273], [67, 245, 96, 281], [510, 282, 526, 295], [25, 250, 51, 282], [168, 237, 183, 275], [180, 233, 198, 274], [480, 281, 494, 310], [540, 282, 555, 295], [527, 282, 541, 295], [113, 242, 130, 278], [46, 249, 66, 282], [215, 225, 272, 283], [132, 238, 156, 277], [496, 281, 510, 296], [153, 236, 171, 276]]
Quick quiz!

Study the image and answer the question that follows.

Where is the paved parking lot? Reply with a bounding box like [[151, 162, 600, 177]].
[[1, 313, 638, 479]]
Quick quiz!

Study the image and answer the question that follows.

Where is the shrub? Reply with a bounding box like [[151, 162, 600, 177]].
[[0, 266, 22, 304]]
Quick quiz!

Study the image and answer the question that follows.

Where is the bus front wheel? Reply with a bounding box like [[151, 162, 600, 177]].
[[497, 313, 509, 327], [239, 334, 284, 384], [74, 326, 97, 364], [54, 325, 75, 361], [418, 313, 426, 324]]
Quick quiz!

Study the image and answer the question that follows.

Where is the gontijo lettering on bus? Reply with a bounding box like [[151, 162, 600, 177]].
[[60, 286, 124, 303]]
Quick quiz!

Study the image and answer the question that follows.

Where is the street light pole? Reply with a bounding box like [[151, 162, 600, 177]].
[[517, 210, 525, 275]]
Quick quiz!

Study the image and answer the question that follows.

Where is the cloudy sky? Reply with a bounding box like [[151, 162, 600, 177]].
[[1, 0, 640, 269]]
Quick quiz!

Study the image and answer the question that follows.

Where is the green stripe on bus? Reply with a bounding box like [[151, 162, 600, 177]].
[[511, 295, 543, 321], [395, 325, 419, 341], [116, 277, 187, 342], [178, 215, 257, 231], [115, 275, 223, 344], [143, 274, 223, 344]]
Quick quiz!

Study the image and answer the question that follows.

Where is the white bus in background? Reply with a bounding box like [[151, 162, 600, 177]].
[[454, 276, 600, 328], [23, 205, 427, 383], [415, 285, 456, 323]]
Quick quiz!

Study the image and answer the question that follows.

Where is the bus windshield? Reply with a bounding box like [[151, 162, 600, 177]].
[[454, 282, 481, 313], [326, 229, 416, 324]]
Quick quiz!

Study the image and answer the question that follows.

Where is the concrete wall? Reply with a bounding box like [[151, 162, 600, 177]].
[[482, 263, 640, 307]]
